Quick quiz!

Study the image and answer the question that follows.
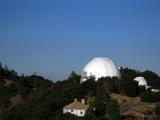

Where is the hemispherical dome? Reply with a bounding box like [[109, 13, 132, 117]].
[[80, 57, 121, 82], [134, 77, 147, 86]]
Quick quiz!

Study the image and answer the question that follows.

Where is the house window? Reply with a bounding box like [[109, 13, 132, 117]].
[[80, 111, 83, 115]]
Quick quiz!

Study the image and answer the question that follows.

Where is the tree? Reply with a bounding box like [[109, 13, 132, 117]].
[[92, 86, 110, 116], [155, 103, 160, 120], [0, 62, 2, 69], [85, 107, 97, 120], [120, 67, 140, 80], [4, 64, 8, 71], [80, 78, 97, 97], [97, 77, 120, 94], [106, 99, 120, 120], [68, 71, 81, 83], [0, 62, 3, 82], [53, 113, 79, 120], [88, 75, 96, 81], [141, 90, 160, 102], [142, 70, 160, 88], [120, 79, 139, 97]]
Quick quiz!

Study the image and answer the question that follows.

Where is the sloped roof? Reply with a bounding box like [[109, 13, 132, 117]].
[[63, 101, 88, 109]]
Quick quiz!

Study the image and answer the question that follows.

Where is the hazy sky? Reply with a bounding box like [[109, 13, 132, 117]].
[[0, 0, 160, 80]]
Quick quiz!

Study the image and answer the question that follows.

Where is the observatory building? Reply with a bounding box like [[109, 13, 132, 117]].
[[133, 77, 147, 86], [80, 57, 121, 82], [133, 77, 151, 89]]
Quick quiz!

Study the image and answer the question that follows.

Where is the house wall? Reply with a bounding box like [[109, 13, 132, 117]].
[[63, 108, 86, 116]]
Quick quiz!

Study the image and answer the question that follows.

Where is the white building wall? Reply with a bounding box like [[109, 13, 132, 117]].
[[63, 108, 86, 116], [151, 89, 160, 92]]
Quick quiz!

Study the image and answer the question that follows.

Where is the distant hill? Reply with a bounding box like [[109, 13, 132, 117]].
[[0, 63, 160, 120]]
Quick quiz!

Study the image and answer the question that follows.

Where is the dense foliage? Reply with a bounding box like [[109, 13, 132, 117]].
[[120, 67, 160, 101], [0, 63, 160, 120], [106, 99, 120, 120], [141, 90, 160, 102], [155, 103, 160, 120]]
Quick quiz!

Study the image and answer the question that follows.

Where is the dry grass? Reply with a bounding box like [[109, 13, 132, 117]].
[[4, 79, 14, 86], [9, 94, 22, 109], [111, 93, 157, 120], [111, 93, 141, 104]]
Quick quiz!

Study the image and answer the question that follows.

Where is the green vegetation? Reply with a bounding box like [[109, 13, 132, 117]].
[[141, 90, 160, 102], [106, 99, 120, 120], [0, 63, 160, 120], [155, 103, 160, 120]]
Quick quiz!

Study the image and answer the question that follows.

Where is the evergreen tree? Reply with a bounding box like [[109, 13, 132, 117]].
[[155, 103, 160, 120], [93, 86, 110, 116], [0, 62, 2, 69], [120, 79, 139, 97], [106, 99, 120, 120]]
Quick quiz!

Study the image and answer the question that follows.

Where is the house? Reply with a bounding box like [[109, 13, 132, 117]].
[[63, 99, 89, 116], [151, 89, 160, 93]]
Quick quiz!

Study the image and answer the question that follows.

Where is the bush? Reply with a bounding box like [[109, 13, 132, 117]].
[[141, 90, 160, 102], [55, 113, 80, 120], [120, 79, 139, 97], [155, 103, 160, 119], [106, 99, 120, 120]]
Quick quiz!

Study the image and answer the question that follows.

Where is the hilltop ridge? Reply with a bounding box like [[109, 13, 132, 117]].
[[0, 63, 160, 120]]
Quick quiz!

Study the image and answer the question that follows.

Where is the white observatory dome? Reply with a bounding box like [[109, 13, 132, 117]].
[[134, 77, 147, 86], [80, 57, 121, 82]]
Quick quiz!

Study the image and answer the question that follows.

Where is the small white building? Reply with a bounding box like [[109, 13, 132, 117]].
[[63, 99, 89, 117], [133, 77, 160, 92], [134, 77, 147, 86], [151, 89, 160, 93], [133, 77, 151, 89]]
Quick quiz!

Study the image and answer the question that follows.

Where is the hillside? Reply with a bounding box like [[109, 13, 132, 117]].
[[0, 63, 160, 120], [111, 93, 157, 120]]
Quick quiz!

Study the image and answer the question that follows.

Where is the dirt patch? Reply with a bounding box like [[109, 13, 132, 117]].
[[9, 94, 22, 109], [4, 79, 14, 87], [111, 93, 157, 120]]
